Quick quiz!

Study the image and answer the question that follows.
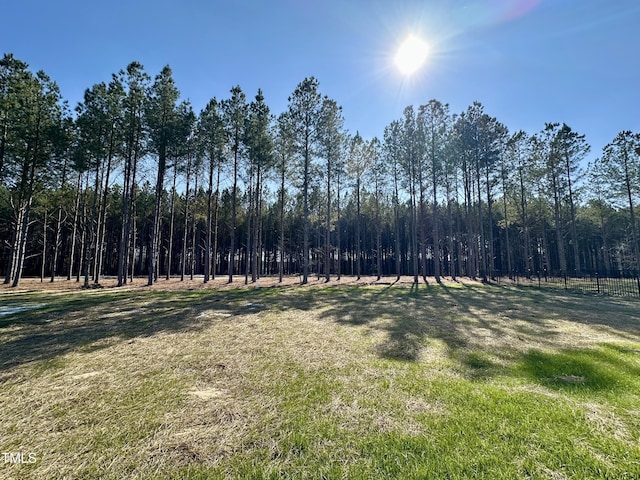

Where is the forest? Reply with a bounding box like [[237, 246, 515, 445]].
[[1, 53, 639, 288]]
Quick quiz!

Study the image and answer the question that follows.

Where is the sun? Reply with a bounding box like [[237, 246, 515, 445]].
[[395, 35, 430, 75]]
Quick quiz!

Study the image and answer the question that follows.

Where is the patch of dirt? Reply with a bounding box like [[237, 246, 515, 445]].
[[188, 387, 228, 400]]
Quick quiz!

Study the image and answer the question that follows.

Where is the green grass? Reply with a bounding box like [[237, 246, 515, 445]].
[[1, 279, 640, 479]]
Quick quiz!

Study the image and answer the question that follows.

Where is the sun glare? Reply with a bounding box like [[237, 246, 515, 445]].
[[395, 35, 429, 75]]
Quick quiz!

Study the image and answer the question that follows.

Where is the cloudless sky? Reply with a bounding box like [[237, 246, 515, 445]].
[[2, 0, 639, 163]]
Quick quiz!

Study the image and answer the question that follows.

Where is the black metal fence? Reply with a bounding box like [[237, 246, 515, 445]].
[[494, 272, 640, 298]]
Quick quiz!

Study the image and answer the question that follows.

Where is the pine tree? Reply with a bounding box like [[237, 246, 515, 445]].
[[222, 86, 247, 283], [146, 65, 181, 285], [383, 120, 403, 279], [417, 100, 450, 282], [116, 62, 149, 286], [288, 77, 321, 284], [3, 62, 64, 287], [366, 137, 385, 280], [551, 123, 589, 273], [400, 107, 420, 283], [199, 98, 226, 282], [317, 97, 344, 281], [601, 131, 640, 278], [245, 89, 274, 282], [347, 132, 369, 280]]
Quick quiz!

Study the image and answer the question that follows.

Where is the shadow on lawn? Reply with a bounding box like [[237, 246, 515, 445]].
[[2, 281, 639, 394], [517, 345, 640, 393], [0, 289, 256, 372], [312, 282, 640, 389]]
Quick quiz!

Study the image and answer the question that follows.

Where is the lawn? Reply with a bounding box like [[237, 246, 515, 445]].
[[1, 277, 640, 479]]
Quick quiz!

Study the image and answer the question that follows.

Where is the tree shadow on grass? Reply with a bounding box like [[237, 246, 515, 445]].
[[0, 289, 262, 372], [516, 345, 640, 394], [318, 283, 466, 361], [2, 281, 639, 390], [249, 281, 640, 394], [315, 282, 640, 373]]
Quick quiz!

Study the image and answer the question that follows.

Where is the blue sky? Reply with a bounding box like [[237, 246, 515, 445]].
[[3, 0, 639, 162]]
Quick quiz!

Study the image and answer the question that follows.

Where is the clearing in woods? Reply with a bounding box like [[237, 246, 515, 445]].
[[1, 276, 640, 479]]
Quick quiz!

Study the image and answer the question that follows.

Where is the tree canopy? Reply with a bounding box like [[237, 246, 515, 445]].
[[1, 53, 639, 287]]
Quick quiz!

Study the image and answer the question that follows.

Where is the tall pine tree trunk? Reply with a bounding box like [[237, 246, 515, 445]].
[[447, 193, 455, 280], [119, 119, 142, 285], [117, 158, 132, 285], [325, 157, 331, 282], [11, 113, 42, 287], [485, 166, 494, 280], [463, 159, 476, 278], [376, 196, 382, 281], [411, 183, 419, 284], [518, 169, 531, 276], [622, 151, 640, 280], [420, 196, 428, 281], [83, 164, 101, 289], [50, 158, 68, 282], [245, 164, 253, 285], [181, 156, 191, 282], [41, 209, 48, 282], [148, 143, 166, 286], [95, 128, 116, 283], [394, 165, 401, 280], [252, 167, 261, 282], [476, 157, 486, 281], [77, 177, 88, 283], [278, 155, 285, 283], [11, 197, 33, 287], [565, 155, 580, 274], [190, 174, 198, 280], [212, 162, 221, 279], [204, 158, 213, 283], [302, 140, 310, 284], [229, 149, 237, 283], [432, 175, 440, 283], [167, 165, 177, 280], [551, 174, 567, 274], [356, 176, 361, 280], [336, 174, 342, 280], [501, 169, 512, 277]]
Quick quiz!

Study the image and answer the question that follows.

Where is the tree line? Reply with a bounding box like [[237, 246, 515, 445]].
[[1, 53, 639, 287]]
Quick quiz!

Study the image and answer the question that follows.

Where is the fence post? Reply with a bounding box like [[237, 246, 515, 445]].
[[537, 270, 541, 288], [564, 272, 567, 290], [596, 272, 600, 294]]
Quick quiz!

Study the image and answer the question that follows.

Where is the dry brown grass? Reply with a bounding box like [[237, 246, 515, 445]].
[[1, 282, 379, 478], [1, 276, 639, 478]]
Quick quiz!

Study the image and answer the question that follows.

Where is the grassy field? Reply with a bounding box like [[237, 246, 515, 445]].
[[1, 277, 640, 479]]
